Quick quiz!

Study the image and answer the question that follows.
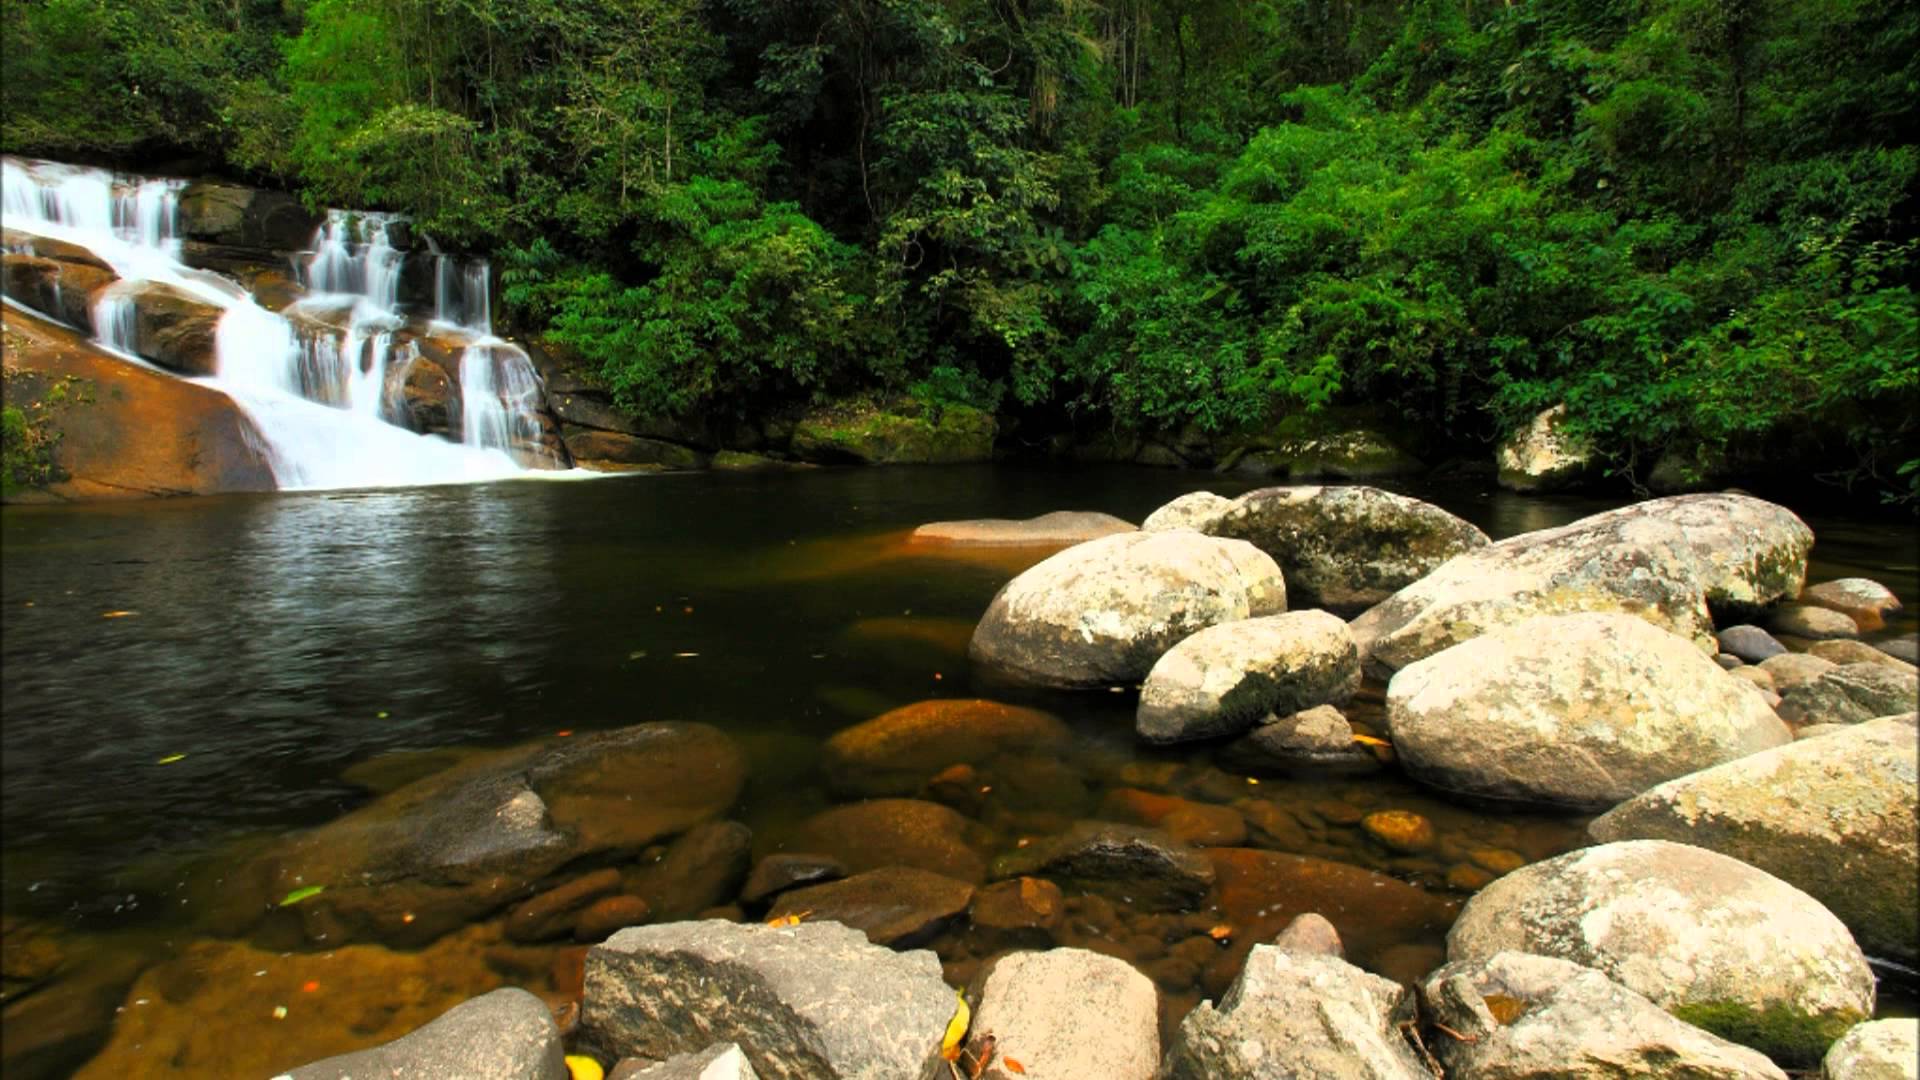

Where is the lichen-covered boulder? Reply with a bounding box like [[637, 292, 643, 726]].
[[1421, 952, 1786, 1080], [1141, 491, 1233, 532], [1198, 485, 1489, 609], [968, 531, 1286, 688], [1589, 714, 1918, 965], [1352, 494, 1813, 676], [1386, 613, 1791, 810], [1448, 839, 1876, 1067], [965, 949, 1159, 1080], [1162, 945, 1428, 1079], [1777, 665, 1920, 727], [1823, 1020, 1919, 1080], [1496, 405, 1597, 493], [1803, 579, 1904, 634], [1770, 604, 1861, 640], [1136, 611, 1359, 744], [582, 920, 952, 1080]]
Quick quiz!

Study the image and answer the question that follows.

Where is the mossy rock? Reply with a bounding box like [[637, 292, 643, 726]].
[[791, 398, 995, 464], [1219, 406, 1426, 479], [1670, 1000, 1864, 1069]]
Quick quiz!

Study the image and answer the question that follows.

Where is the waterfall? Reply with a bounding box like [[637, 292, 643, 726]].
[[0, 154, 562, 490]]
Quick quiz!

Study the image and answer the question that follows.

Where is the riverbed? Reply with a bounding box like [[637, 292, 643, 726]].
[[3, 464, 1914, 1077]]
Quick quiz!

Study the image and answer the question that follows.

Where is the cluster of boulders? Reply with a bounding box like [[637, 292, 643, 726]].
[[251, 485, 1915, 1078]]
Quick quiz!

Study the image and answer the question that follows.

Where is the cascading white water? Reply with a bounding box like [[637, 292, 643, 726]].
[[459, 342, 545, 455], [0, 155, 564, 490]]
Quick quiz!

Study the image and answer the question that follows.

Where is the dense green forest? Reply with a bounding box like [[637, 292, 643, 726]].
[[4, 0, 1916, 495]]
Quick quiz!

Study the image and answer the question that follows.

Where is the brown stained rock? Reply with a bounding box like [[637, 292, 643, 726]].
[[970, 877, 1065, 949], [563, 428, 707, 471], [1, 252, 115, 330], [1099, 789, 1246, 848], [909, 511, 1137, 547], [1802, 579, 1903, 634], [791, 799, 988, 884], [1271, 912, 1344, 957], [628, 821, 753, 922], [767, 867, 975, 948], [1361, 810, 1437, 854], [2, 305, 276, 501], [821, 698, 1071, 799], [739, 854, 847, 906], [574, 896, 652, 943], [1771, 603, 1864, 641], [506, 869, 623, 943], [115, 280, 224, 375]]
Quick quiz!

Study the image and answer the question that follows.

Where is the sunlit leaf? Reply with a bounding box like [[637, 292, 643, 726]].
[[940, 988, 970, 1061], [565, 1055, 604, 1080], [278, 885, 325, 907], [156, 753, 187, 765]]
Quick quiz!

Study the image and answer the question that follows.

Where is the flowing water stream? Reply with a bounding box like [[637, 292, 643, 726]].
[[1, 465, 1914, 1078]]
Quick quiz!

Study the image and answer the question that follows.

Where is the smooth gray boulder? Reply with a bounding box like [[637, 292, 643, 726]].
[[1448, 839, 1876, 1067], [1771, 604, 1862, 640], [1385, 613, 1790, 810], [1760, 651, 1838, 691], [1421, 952, 1787, 1080], [1162, 944, 1427, 1079], [1718, 625, 1788, 663], [1807, 639, 1919, 672], [1136, 611, 1359, 744], [280, 987, 565, 1080], [1778, 664, 1920, 726], [910, 511, 1135, 546], [582, 919, 952, 1080], [1590, 714, 1918, 964], [1823, 1019, 1919, 1080], [1141, 491, 1233, 532], [1497, 405, 1597, 492], [1200, 485, 1490, 609], [966, 948, 1158, 1080], [1223, 704, 1377, 772], [968, 530, 1286, 688], [627, 1044, 760, 1080], [1875, 635, 1919, 664], [1803, 579, 1904, 633], [1352, 493, 1812, 676]]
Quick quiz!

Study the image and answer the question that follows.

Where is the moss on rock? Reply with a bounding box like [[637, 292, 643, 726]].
[[791, 397, 995, 464], [1669, 1000, 1864, 1069]]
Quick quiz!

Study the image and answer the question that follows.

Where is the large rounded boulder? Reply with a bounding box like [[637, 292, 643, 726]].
[[1353, 493, 1813, 676], [1496, 404, 1597, 493], [1159, 484, 1490, 609], [1589, 714, 1918, 965], [1448, 839, 1876, 1067], [968, 531, 1286, 688], [1386, 613, 1791, 810], [1135, 611, 1359, 744]]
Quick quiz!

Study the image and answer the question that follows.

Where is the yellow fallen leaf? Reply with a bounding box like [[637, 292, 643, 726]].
[[1351, 734, 1391, 748], [102, 610, 138, 619], [765, 909, 812, 928], [156, 753, 187, 765], [565, 1055, 604, 1080], [941, 988, 970, 1061]]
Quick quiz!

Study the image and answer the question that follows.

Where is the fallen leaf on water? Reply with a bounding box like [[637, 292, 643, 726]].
[[556, 730, 573, 737], [278, 885, 325, 907], [156, 753, 187, 765], [940, 988, 970, 1062], [1351, 734, 1391, 748], [672, 652, 699, 658], [627, 650, 647, 660], [565, 1055, 604, 1080], [300, 981, 319, 993], [1003, 1058, 1026, 1075], [102, 610, 138, 619], [376, 711, 389, 719], [1207, 924, 1233, 941]]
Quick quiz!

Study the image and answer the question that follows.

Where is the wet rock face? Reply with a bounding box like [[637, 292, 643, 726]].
[[1163, 944, 1429, 1079], [1421, 952, 1788, 1080], [281, 987, 567, 1080], [582, 919, 952, 1080], [253, 723, 747, 946], [1137, 611, 1360, 744], [820, 699, 1072, 799], [111, 280, 224, 376], [177, 182, 322, 252], [965, 948, 1160, 1080], [1447, 839, 1876, 1068], [968, 530, 1287, 689], [1352, 493, 1813, 676], [1386, 612, 1791, 810], [2, 252, 116, 330], [1590, 714, 1919, 966], [1203, 485, 1491, 609]]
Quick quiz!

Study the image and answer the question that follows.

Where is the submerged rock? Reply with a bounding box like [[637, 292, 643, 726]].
[[630, 820, 753, 921], [909, 511, 1135, 546], [991, 822, 1214, 911], [767, 867, 974, 948], [1352, 493, 1812, 676], [1448, 839, 1875, 1067], [790, 798, 987, 883], [281, 987, 566, 1080], [968, 531, 1286, 689], [1162, 944, 1427, 1079], [969, 877, 1064, 949], [1589, 714, 1918, 965], [1136, 611, 1359, 744], [582, 919, 952, 1080], [1496, 405, 1597, 493], [966, 948, 1159, 1080], [740, 854, 847, 907], [1421, 952, 1787, 1080], [1386, 613, 1790, 810], [253, 722, 746, 945], [1201, 485, 1490, 609], [820, 699, 1071, 798]]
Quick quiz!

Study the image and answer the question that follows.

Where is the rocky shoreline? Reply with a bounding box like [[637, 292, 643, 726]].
[[26, 486, 1899, 1079]]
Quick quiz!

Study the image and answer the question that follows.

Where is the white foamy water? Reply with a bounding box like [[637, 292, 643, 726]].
[[1, 155, 585, 491]]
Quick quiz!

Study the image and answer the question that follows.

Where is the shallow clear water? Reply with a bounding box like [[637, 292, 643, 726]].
[[2, 465, 1914, 1076]]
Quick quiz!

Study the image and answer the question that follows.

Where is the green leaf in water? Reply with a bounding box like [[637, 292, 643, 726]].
[[278, 885, 325, 907]]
